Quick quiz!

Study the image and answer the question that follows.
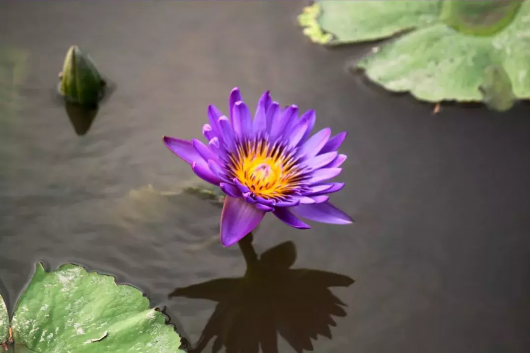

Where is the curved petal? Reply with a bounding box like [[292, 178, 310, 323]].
[[287, 119, 308, 149], [234, 178, 250, 193], [307, 168, 342, 185], [255, 203, 274, 212], [306, 184, 334, 195], [208, 160, 231, 182], [163, 136, 203, 165], [290, 202, 353, 224], [202, 124, 216, 141], [220, 182, 242, 197], [307, 182, 345, 196], [298, 109, 316, 143], [303, 151, 338, 170], [207, 104, 223, 135], [192, 161, 222, 186], [266, 102, 280, 133], [320, 132, 347, 154], [253, 90, 271, 134], [271, 105, 298, 140], [311, 195, 329, 203], [218, 116, 236, 152], [273, 207, 311, 229], [274, 198, 300, 207], [325, 154, 347, 168], [221, 196, 265, 247], [229, 87, 242, 123], [193, 139, 220, 164], [232, 101, 252, 138], [298, 128, 331, 158]]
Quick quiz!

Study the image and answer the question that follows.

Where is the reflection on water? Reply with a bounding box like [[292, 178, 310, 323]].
[[64, 101, 98, 136], [170, 233, 354, 353]]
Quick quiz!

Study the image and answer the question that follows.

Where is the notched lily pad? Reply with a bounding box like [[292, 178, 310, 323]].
[[300, 0, 530, 108], [2, 263, 185, 352]]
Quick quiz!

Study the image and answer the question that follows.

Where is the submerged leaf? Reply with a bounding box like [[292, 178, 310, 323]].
[[10, 263, 184, 352]]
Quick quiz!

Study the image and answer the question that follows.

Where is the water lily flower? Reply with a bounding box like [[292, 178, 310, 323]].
[[163, 88, 352, 247]]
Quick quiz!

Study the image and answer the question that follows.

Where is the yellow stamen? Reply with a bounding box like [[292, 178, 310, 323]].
[[230, 139, 302, 199]]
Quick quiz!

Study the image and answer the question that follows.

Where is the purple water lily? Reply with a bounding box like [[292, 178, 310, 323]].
[[163, 88, 352, 247]]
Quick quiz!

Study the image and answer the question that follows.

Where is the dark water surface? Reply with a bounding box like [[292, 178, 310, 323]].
[[1, 1, 529, 352]]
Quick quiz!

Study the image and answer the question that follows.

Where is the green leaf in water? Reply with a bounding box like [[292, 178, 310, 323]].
[[299, 0, 530, 108], [5, 263, 184, 352]]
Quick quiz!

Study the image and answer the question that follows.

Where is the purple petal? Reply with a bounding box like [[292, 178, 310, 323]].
[[307, 182, 345, 196], [255, 203, 274, 212], [234, 178, 250, 193], [229, 87, 242, 124], [299, 110, 316, 143], [303, 152, 338, 170], [287, 119, 308, 149], [192, 161, 222, 186], [270, 105, 298, 140], [243, 192, 256, 203], [274, 198, 300, 207], [255, 196, 275, 206], [207, 105, 223, 135], [290, 202, 353, 225], [307, 168, 342, 185], [193, 139, 220, 164], [320, 132, 347, 154], [311, 195, 329, 203], [163, 136, 203, 165], [295, 196, 316, 204], [220, 182, 241, 197], [218, 116, 235, 151], [306, 184, 334, 195], [208, 137, 229, 161], [232, 101, 252, 138], [266, 102, 280, 133], [202, 124, 216, 141], [325, 154, 347, 168], [220, 196, 265, 247], [298, 128, 331, 158], [208, 160, 231, 182], [253, 91, 271, 134], [273, 208, 310, 229]]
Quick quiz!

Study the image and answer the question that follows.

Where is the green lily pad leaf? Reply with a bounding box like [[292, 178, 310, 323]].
[[357, 23, 494, 102], [0, 294, 8, 344], [298, 1, 441, 45], [10, 263, 184, 353], [300, 0, 530, 107], [356, 1, 530, 103]]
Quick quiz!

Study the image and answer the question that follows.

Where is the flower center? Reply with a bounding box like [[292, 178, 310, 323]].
[[228, 139, 304, 199]]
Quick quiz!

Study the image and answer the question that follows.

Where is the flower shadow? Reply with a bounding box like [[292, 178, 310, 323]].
[[169, 233, 354, 353]]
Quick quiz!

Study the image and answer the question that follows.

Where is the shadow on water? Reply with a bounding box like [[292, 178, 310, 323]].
[[170, 233, 354, 353]]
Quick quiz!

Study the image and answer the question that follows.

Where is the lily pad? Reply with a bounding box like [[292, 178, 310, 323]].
[[2, 263, 184, 352], [299, 0, 530, 108], [0, 295, 7, 344]]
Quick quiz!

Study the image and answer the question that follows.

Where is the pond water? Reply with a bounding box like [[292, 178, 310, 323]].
[[1, 1, 529, 352]]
